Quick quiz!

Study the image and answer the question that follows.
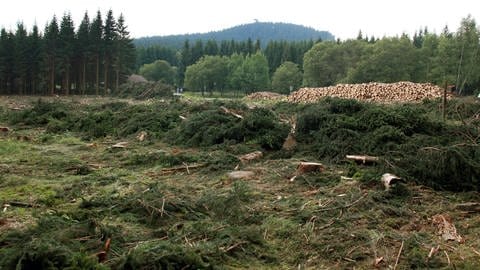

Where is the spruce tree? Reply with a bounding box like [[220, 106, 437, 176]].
[[27, 24, 43, 94], [113, 13, 135, 91], [59, 13, 75, 95], [90, 11, 103, 95], [0, 29, 15, 94], [103, 9, 116, 95], [44, 16, 59, 95], [14, 23, 29, 94], [76, 12, 90, 94]]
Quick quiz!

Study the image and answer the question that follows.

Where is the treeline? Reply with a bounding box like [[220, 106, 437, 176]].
[[304, 16, 480, 94], [0, 10, 135, 96], [137, 39, 315, 85], [139, 16, 480, 95]]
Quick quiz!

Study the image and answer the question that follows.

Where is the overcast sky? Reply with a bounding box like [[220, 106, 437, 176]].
[[0, 0, 478, 40]]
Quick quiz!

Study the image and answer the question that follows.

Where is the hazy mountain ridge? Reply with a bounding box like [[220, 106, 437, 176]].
[[134, 22, 335, 48]]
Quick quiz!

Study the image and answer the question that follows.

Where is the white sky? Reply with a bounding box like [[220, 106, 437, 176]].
[[0, 0, 479, 40]]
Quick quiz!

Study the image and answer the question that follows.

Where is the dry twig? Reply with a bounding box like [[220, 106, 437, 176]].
[[393, 240, 404, 270]]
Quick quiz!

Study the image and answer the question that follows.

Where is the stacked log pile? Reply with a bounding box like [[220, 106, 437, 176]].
[[245, 91, 286, 101], [288, 82, 446, 103]]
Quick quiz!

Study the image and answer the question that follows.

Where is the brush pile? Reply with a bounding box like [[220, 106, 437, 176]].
[[288, 81, 446, 103]]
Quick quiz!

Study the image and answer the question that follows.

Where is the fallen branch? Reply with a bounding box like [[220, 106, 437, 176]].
[[5, 201, 39, 208], [182, 162, 190, 174], [137, 199, 167, 218], [456, 202, 480, 213], [155, 163, 206, 175], [393, 240, 404, 270], [427, 245, 440, 261], [346, 155, 379, 164], [220, 106, 243, 119], [221, 241, 248, 253], [443, 250, 451, 266], [160, 198, 166, 217], [112, 142, 128, 148], [317, 220, 336, 230]]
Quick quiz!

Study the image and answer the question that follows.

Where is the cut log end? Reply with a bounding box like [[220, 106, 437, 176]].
[[346, 155, 379, 164], [296, 162, 325, 174]]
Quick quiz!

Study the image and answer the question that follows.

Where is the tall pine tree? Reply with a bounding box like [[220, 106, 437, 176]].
[[76, 12, 90, 95], [103, 9, 116, 95], [113, 13, 135, 91], [90, 11, 103, 95], [59, 13, 75, 95], [44, 17, 59, 95]]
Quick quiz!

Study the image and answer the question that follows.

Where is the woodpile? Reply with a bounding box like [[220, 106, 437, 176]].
[[245, 91, 286, 101], [288, 82, 447, 103]]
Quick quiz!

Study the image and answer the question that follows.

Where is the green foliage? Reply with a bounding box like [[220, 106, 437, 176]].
[[116, 241, 213, 270], [347, 37, 417, 83], [8, 100, 183, 139], [0, 9, 136, 95], [241, 52, 271, 92], [171, 105, 289, 150], [138, 59, 176, 83], [184, 55, 230, 92], [9, 99, 71, 126], [0, 215, 109, 270], [295, 97, 480, 191], [303, 41, 348, 87], [271, 61, 303, 94], [198, 181, 254, 224]]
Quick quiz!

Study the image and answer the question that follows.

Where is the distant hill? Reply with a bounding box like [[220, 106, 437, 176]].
[[134, 22, 335, 48]]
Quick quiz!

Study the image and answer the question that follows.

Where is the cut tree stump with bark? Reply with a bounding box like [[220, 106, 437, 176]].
[[296, 162, 325, 174], [381, 173, 403, 191]]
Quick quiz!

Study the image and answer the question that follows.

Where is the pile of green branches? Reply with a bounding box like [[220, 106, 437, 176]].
[[293, 97, 480, 191]]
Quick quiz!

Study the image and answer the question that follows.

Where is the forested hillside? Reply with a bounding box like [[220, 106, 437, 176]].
[[0, 10, 136, 96], [134, 22, 334, 48], [136, 16, 480, 96]]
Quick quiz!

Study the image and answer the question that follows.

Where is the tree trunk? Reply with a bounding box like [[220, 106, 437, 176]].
[[82, 58, 86, 95], [95, 54, 100, 96], [65, 65, 70, 96], [104, 58, 109, 95], [50, 58, 55, 96], [115, 68, 120, 92]]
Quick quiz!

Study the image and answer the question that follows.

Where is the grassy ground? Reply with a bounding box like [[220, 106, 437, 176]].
[[1, 95, 479, 269]]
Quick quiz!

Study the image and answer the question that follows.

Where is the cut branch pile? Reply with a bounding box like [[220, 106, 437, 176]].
[[288, 81, 447, 103]]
